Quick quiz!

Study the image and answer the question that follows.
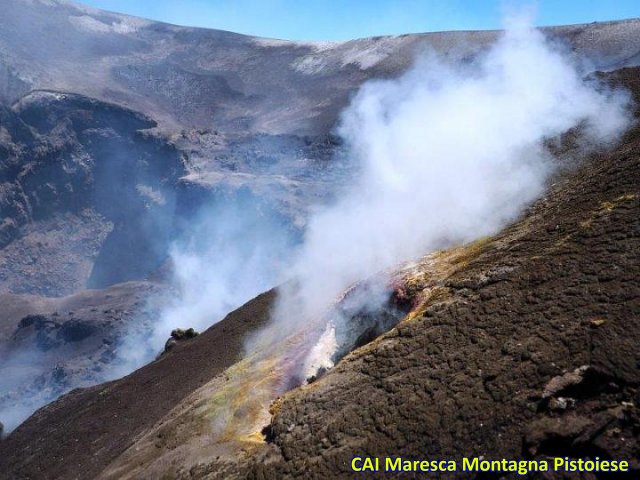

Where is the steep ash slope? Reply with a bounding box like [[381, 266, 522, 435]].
[[0, 290, 276, 480], [1, 68, 638, 479]]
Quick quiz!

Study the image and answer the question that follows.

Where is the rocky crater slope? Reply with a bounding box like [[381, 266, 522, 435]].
[[1, 0, 640, 477], [1, 66, 638, 480]]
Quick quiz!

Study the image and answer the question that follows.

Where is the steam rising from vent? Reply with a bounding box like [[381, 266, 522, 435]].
[[268, 18, 631, 372]]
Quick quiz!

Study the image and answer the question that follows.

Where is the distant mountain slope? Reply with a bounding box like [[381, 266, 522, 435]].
[[1, 2, 639, 292], [0, 281, 168, 433], [1, 1, 639, 136]]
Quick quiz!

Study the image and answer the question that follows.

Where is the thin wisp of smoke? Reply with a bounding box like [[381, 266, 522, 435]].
[[110, 197, 296, 378]]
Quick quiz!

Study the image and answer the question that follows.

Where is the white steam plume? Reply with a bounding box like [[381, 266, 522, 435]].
[[270, 18, 631, 364]]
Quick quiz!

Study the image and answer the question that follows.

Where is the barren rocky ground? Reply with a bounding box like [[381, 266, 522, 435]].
[[0, 1, 639, 479]]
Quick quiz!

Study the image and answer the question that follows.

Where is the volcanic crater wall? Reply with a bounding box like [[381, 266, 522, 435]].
[[1, 91, 186, 295]]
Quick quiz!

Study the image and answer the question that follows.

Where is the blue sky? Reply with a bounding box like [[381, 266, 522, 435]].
[[79, 0, 640, 40]]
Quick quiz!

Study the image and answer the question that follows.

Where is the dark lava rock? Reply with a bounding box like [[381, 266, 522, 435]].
[[171, 327, 199, 340], [163, 327, 200, 353]]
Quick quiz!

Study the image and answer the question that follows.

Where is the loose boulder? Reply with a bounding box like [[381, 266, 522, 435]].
[[162, 328, 200, 354]]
